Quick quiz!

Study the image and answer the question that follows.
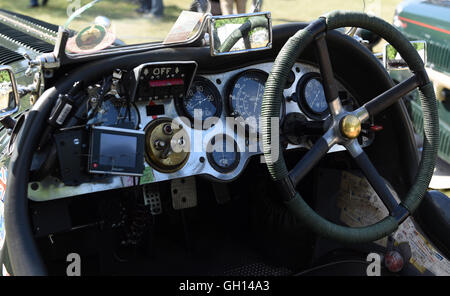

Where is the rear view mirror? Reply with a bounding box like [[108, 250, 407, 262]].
[[0, 66, 19, 118], [209, 12, 272, 56], [384, 40, 427, 70]]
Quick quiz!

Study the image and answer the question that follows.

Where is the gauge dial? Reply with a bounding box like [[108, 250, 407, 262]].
[[297, 72, 329, 120], [179, 77, 222, 126], [88, 99, 140, 129], [228, 70, 268, 134], [207, 135, 240, 173]]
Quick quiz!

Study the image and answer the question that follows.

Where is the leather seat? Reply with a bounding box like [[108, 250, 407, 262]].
[[415, 190, 450, 259]]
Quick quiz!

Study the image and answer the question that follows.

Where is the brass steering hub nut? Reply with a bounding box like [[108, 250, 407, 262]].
[[340, 114, 361, 139]]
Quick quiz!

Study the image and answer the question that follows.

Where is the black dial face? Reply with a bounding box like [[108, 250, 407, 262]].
[[207, 135, 240, 173], [297, 73, 329, 120], [88, 99, 140, 128], [304, 78, 327, 113], [228, 70, 268, 134], [181, 77, 222, 126]]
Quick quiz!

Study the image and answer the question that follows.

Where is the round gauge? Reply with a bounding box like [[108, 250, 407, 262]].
[[88, 99, 140, 128], [207, 135, 240, 174], [179, 77, 222, 127], [228, 70, 268, 134], [296, 72, 329, 120]]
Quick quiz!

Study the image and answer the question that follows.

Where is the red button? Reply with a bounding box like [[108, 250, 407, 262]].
[[370, 125, 383, 132], [385, 250, 404, 272]]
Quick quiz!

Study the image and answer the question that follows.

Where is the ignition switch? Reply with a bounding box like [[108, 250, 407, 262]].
[[144, 118, 190, 173]]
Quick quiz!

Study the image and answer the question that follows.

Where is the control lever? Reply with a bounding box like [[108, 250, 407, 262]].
[[154, 139, 171, 159], [38, 81, 84, 150], [282, 112, 328, 145]]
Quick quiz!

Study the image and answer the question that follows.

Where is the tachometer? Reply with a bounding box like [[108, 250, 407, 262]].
[[228, 70, 268, 134], [297, 72, 329, 120], [178, 77, 222, 127]]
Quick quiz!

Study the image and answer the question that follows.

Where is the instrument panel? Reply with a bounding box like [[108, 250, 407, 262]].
[[141, 62, 293, 183], [29, 61, 367, 201]]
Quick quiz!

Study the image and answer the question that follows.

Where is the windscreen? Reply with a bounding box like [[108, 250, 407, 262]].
[[0, 0, 392, 55]]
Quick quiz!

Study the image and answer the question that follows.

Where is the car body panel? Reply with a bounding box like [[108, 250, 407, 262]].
[[393, 0, 450, 165]]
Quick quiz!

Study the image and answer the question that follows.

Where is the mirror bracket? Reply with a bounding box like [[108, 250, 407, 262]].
[[24, 27, 67, 78]]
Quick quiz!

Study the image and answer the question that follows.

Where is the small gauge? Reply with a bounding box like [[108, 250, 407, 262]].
[[207, 135, 240, 173], [296, 72, 329, 120], [228, 70, 268, 134], [88, 99, 140, 129], [178, 77, 222, 127]]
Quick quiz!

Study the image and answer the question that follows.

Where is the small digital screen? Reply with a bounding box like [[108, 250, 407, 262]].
[[99, 133, 137, 168]]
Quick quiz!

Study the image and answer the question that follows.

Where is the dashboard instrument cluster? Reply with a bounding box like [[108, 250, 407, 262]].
[[29, 61, 371, 201]]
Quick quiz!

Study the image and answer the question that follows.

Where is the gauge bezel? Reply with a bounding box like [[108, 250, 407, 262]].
[[175, 76, 222, 129], [296, 72, 330, 120], [206, 135, 240, 174]]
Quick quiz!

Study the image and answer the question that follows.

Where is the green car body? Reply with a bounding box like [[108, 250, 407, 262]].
[[393, 0, 450, 164]]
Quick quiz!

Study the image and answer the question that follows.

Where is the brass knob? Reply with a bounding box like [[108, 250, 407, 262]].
[[340, 115, 361, 139]]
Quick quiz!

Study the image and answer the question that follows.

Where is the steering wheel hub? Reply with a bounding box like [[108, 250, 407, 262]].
[[340, 114, 361, 139]]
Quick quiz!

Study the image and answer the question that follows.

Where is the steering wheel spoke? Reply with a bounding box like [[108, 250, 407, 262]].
[[345, 140, 399, 213], [289, 129, 336, 186], [360, 75, 420, 118], [315, 32, 343, 117]]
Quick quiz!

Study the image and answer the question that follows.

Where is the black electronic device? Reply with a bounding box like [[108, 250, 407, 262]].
[[131, 61, 198, 101], [88, 126, 145, 176], [54, 128, 89, 186]]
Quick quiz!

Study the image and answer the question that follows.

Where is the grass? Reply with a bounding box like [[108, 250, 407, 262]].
[[0, 0, 404, 43], [0, 71, 11, 82]]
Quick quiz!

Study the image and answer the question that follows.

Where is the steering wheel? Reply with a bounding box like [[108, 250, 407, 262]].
[[261, 11, 439, 243]]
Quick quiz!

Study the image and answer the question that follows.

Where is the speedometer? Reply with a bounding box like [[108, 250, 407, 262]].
[[178, 77, 222, 127], [227, 70, 268, 134]]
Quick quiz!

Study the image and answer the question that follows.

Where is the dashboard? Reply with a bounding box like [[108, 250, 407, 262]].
[[28, 60, 373, 201]]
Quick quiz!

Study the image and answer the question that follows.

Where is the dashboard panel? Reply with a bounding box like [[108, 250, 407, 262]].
[[28, 61, 367, 201]]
